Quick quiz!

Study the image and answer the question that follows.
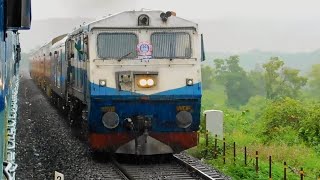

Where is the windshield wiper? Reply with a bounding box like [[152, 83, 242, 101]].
[[118, 52, 132, 62]]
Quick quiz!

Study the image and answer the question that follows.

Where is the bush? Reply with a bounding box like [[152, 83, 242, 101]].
[[258, 97, 307, 143], [299, 103, 320, 150]]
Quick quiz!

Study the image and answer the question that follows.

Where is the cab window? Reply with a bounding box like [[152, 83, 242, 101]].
[[151, 32, 191, 58], [97, 33, 138, 59]]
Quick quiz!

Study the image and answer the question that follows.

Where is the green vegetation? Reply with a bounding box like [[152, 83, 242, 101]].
[[193, 56, 320, 179], [214, 56, 254, 107]]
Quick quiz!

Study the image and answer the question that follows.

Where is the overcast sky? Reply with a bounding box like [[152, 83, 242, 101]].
[[25, 0, 320, 52], [32, 0, 320, 21]]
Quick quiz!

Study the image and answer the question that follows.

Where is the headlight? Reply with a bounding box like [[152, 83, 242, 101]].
[[186, 78, 193, 86], [139, 79, 147, 87], [99, 80, 106, 86], [102, 112, 119, 129], [147, 79, 154, 86], [135, 74, 157, 89], [176, 111, 193, 128], [137, 78, 156, 88]]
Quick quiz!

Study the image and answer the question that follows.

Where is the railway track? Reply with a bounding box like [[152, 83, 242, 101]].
[[86, 162, 128, 180], [110, 153, 228, 180]]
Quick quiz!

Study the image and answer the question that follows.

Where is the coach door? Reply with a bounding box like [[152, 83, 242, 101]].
[[66, 39, 74, 94], [53, 51, 58, 88], [82, 35, 88, 102]]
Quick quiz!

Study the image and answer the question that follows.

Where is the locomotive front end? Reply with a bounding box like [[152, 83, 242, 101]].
[[87, 11, 202, 155]]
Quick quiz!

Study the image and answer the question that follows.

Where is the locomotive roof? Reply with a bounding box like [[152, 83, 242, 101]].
[[32, 10, 199, 57], [70, 10, 198, 35]]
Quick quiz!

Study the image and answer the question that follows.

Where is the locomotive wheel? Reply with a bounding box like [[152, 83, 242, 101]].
[[50, 92, 54, 105], [68, 102, 88, 140], [57, 97, 62, 110], [68, 103, 82, 127], [62, 103, 69, 115], [78, 119, 88, 141], [68, 105, 76, 127], [51, 94, 55, 105]]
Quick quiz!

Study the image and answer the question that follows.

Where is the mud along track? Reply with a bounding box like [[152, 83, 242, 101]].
[[15, 74, 125, 179]]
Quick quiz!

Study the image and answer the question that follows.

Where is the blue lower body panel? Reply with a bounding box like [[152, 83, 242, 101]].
[[87, 82, 202, 154], [88, 95, 201, 133]]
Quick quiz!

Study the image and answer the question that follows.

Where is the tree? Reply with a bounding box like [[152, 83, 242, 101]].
[[248, 69, 266, 97], [214, 56, 254, 108], [263, 57, 307, 100], [201, 65, 214, 90], [309, 64, 320, 99], [282, 68, 308, 97]]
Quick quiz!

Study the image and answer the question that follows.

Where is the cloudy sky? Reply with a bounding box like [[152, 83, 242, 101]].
[[31, 0, 320, 21], [24, 0, 320, 52]]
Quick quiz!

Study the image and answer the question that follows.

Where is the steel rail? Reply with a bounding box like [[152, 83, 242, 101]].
[[110, 155, 133, 180], [174, 153, 227, 180]]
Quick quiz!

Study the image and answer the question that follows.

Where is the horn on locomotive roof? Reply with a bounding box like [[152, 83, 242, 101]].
[[160, 11, 176, 22]]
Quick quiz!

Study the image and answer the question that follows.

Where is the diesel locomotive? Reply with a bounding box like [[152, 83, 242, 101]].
[[30, 10, 204, 155]]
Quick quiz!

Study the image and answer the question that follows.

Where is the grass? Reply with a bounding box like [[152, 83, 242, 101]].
[[188, 132, 320, 179]]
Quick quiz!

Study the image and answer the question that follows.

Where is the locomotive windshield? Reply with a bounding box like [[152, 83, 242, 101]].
[[97, 33, 138, 59], [151, 32, 191, 58]]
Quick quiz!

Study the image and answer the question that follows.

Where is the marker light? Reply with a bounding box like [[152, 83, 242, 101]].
[[186, 78, 193, 86], [99, 80, 106, 86]]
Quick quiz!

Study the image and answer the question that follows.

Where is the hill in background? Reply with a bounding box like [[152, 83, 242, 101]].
[[203, 50, 320, 73]]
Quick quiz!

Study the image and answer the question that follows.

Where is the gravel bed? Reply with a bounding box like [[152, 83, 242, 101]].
[[121, 162, 198, 179], [15, 73, 123, 180]]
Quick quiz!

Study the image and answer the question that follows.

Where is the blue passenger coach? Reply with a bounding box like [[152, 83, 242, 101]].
[[0, 0, 31, 179]]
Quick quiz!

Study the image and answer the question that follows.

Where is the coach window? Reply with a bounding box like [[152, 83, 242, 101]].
[[151, 32, 191, 59], [67, 40, 75, 59], [97, 33, 138, 59]]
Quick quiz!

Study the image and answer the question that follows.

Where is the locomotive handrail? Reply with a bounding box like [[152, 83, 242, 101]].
[[96, 63, 197, 67], [93, 58, 198, 62], [94, 59, 198, 67]]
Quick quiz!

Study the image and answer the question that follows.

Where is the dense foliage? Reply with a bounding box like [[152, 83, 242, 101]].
[[199, 56, 320, 179]]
